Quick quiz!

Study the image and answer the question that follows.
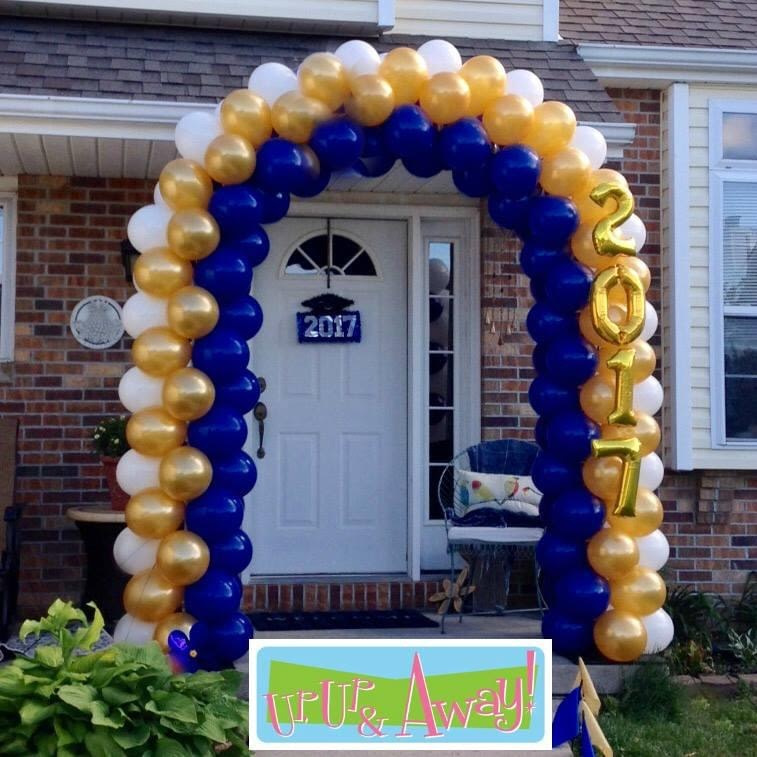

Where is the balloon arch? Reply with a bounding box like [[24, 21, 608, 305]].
[[112, 39, 672, 668]]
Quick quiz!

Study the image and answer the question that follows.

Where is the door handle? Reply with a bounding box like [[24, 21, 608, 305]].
[[253, 401, 267, 459]]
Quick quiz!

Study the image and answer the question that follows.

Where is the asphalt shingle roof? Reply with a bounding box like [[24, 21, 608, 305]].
[[561, 0, 757, 49], [0, 16, 623, 123]]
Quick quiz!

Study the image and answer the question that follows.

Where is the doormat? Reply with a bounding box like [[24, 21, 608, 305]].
[[248, 609, 439, 632]]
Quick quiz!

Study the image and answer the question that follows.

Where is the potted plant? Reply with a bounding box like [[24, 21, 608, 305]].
[[92, 416, 130, 511]]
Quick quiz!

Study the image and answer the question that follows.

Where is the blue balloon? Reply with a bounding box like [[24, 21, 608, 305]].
[[211, 451, 257, 497], [487, 194, 531, 237], [532, 343, 548, 373], [258, 188, 290, 224], [214, 370, 261, 415], [254, 138, 320, 194], [208, 185, 264, 239], [545, 488, 605, 541], [534, 416, 550, 449], [453, 161, 492, 198], [553, 568, 610, 621], [383, 105, 435, 160], [528, 376, 579, 417], [531, 451, 582, 495], [544, 261, 593, 314], [209, 529, 253, 574], [310, 118, 365, 170], [192, 329, 250, 381], [234, 227, 270, 267], [545, 336, 598, 387], [207, 613, 253, 664], [217, 296, 263, 341], [188, 405, 247, 457], [402, 148, 443, 178], [439, 118, 491, 172], [184, 569, 242, 623], [186, 488, 244, 542], [519, 243, 566, 280], [530, 275, 548, 302], [542, 610, 594, 657], [538, 491, 556, 523], [490, 145, 540, 200], [293, 166, 331, 198], [526, 303, 578, 344], [429, 297, 444, 322], [194, 247, 253, 303], [528, 196, 579, 247], [544, 411, 600, 462], [536, 530, 587, 574], [354, 126, 395, 177]]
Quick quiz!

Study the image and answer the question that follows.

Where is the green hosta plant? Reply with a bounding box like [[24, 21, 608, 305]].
[[0, 600, 248, 756]]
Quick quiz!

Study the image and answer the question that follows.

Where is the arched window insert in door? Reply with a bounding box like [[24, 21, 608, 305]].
[[283, 231, 378, 279]]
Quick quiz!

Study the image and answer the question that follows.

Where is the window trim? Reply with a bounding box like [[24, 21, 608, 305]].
[[709, 98, 757, 448], [0, 190, 17, 364]]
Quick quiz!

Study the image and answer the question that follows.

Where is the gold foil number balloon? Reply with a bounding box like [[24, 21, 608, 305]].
[[132, 327, 191, 377], [126, 488, 185, 540], [126, 407, 187, 457], [159, 446, 213, 501], [590, 182, 635, 257], [156, 531, 210, 586], [591, 437, 642, 517], [162, 367, 216, 421], [594, 609, 648, 663], [602, 411, 661, 456], [166, 286, 219, 339], [158, 159, 213, 211], [606, 487, 663, 537], [133, 248, 193, 298], [123, 569, 184, 622]]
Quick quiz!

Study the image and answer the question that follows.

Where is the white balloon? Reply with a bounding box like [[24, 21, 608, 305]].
[[640, 452, 664, 491], [116, 450, 161, 496], [122, 292, 168, 338], [429, 258, 450, 294], [114, 527, 160, 575], [570, 125, 607, 169], [248, 62, 298, 106], [118, 367, 165, 413], [636, 530, 670, 571], [334, 39, 382, 77], [175, 110, 222, 164], [619, 214, 647, 253], [153, 183, 168, 207], [127, 204, 172, 253], [113, 613, 157, 645], [417, 39, 462, 75], [506, 69, 544, 106], [634, 376, 664, 416], [642, 608, 674, 654], [641, 301, 658, 342]]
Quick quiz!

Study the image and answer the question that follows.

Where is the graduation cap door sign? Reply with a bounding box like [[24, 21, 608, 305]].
[[296, 293, 362, 344]]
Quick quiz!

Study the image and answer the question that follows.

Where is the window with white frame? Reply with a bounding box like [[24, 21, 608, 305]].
[[710, 102, 757, 444], [0, 193, 16, 365]]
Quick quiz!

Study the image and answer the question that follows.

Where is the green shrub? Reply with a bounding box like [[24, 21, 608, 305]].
[[614, 662, 684, 724], [92, 416, 129, 459], [0, 600, 248, 756]]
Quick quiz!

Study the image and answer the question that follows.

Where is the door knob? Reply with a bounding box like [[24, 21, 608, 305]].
[[253, 401, 267, 459]]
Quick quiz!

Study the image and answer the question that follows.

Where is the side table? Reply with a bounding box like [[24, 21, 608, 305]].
[[67, 506, 127, 628]]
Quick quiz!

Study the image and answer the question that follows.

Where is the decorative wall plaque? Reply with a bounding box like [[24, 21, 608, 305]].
[[70, 296, 124, 349], [296, 293, 362, 344]]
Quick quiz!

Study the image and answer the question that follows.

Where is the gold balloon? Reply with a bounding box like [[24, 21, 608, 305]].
[[598, 340, 656, 383], [580, 375, 616, 424], [298, 52, 350, 110], [583, 168, 629, 195], [158, 159, 213, 211], [602, 411, 661, 456], [159, 446, 213, 501], [587, 528, 639, 580], [156, 531, 210, 586], [133, 247, 193, 298], [579, 303, 626, 347], [378, 47, 429, 105], [459, 55, 506, 116], [344, 75, 395, 127], [582, 455, 622, 500], [611, 566, 667, 615], [482, 94, 534, 146], [601, 254, 651, 291], [167, 209, 220, 261], [204, 134, 256, 185], [594, 610, 647, 663], [132, 327, 191, 377], [166, 286, 219, 340], [522, 101, 576, 156], [271, 90, 331, 144], [220, 89, 272, 147], [606, 487, 663, 537], [539, 146, 592, 198], [126, 488, 185, 540], [162, 367, 216, 421], [126, 407, 187, 457], [153, 611, 197, 652], [123, 569, 184, 622], [419, 72, 471, 125]]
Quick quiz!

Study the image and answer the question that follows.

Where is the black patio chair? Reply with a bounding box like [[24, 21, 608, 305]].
[[0, 417, 22, 641]]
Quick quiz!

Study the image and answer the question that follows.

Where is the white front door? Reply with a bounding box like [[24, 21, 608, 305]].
[[246, 217, 408, 575]]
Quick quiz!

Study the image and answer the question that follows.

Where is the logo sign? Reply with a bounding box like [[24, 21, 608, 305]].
[[296, 311, 362, 344], [249, 639, 552, 750]]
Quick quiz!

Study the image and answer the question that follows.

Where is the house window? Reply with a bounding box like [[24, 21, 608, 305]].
[[0, 193, 16, 365], [428, 241, 454, 519], [284, 232, 377, 277], [710, 102, 757, 444]]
